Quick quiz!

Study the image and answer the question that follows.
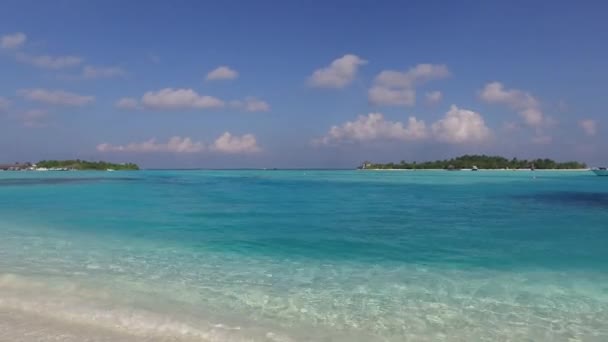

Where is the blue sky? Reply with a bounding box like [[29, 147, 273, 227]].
[[1, 0, 606, 168]]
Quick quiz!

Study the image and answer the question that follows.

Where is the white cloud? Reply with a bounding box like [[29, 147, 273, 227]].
[[15, 52, 83, 69], [520, 108, 543, 126], [210, 132, 261, 154], [1, 32, 26, 49], [115, 97, 140, 110], [368, 87, 415, 106], [141, 88, 224, 110], [0, 97, 10, 111], [97, 136, 205, 153], [98, 133, 261, 154], [119, 93, 265, 112], [479, 82, 537, 107], [369, 64, 450, 106], [479, 82, 544, 126], [579, 119, 597, 136], [316, 113, 427, 144], [431, 105, 492, 144], [18, 88, 94, 106], [308, 54, 367, 88], [425, 91, 443, 105], [374, 64, 450, 87], [317, 105, 491, 146], [206, 66, 239, 81], [3, 33, 81, 69], [230, 97, 270, 112], [83, 65, 127, 79]]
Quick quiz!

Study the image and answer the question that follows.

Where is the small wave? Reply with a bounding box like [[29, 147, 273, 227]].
[[0, 273, 279, 342]]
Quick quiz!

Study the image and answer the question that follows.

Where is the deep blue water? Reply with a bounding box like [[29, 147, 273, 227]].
[[0, 170, 607, 341]]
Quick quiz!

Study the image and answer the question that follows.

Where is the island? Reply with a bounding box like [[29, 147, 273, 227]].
[[36, 160, 139, 171], [0, 160, 140, 171], [360, 155, 587, 170]]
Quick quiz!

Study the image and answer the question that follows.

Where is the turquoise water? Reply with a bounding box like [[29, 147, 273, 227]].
[[1, 170, 607, 341]]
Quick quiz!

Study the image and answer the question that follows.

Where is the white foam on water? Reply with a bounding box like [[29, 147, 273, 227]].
[[0, 273, 280, 342], [2, 221, 608, 341], [3, 268, 607, 342]]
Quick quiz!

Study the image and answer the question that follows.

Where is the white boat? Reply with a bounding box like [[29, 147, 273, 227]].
[[592, 167, 608, 176], [106, 168, 115, 172]]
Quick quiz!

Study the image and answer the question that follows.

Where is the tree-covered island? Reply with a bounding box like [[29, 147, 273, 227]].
[[360, 155, 587, 170], [36, 160, 139, 170]]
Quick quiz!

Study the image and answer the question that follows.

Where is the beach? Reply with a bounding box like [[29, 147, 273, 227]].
[[1, 170, 607, 341]]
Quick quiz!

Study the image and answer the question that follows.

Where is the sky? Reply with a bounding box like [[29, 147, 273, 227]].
[[1, 0, 607, 168]]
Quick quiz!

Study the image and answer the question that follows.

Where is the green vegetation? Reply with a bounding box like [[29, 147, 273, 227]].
[[362, 155, 587, 170], [36, 160, 139, 170]]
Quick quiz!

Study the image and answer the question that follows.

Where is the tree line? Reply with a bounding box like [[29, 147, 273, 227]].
[[36, 160, 140, 170], [362, 155, 586, 170]]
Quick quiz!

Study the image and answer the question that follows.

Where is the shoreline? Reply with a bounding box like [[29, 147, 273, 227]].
[[361, 168, 592, 172]]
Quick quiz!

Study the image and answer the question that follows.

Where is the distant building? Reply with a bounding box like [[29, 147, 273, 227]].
[[0, 162, 32, 171], [359, 162, 373, 169]]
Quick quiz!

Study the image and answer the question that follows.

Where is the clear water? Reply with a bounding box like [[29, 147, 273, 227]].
[[0, 170, 607, 341]]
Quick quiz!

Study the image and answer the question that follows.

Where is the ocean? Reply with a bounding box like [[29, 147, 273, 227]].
[[0, 170, 607, 341]]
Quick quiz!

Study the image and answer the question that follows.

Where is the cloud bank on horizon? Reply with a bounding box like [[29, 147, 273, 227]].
[[0, 1, 605, 167], [315, 105, 491, 145], [97, 132, 260, 155]]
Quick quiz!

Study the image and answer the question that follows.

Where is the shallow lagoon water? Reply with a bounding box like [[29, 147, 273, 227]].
[[1, 170, 607, 341]]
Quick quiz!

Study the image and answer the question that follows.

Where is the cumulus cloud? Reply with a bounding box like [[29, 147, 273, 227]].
[[97, 136, 206, 153], [317, 105, 491, 146], [374, 65, 450, 87], [18, 88, 94, 106], [98, 133, 261, 154], [579, 119, 597, 136], [432, 105, 491, 144], [206, 66, 239, 81], [210, 132, 261, 153], [425, 91, 443, 105], [308, 54, 367, 88], [479, 82, 545, 127], [1, 32, 26, 49], [118, 93, 268, 112], [2, 33, 81, 68], [141, 88, 224, 110], [368, 87, 415, 107], [369, 64, 450, 106], [230, 97, 270, 112], [82, 65, 127, 79], [316, 113, 427, 145], [15, 52, 83, 69], [115, 97, 140, 110]]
